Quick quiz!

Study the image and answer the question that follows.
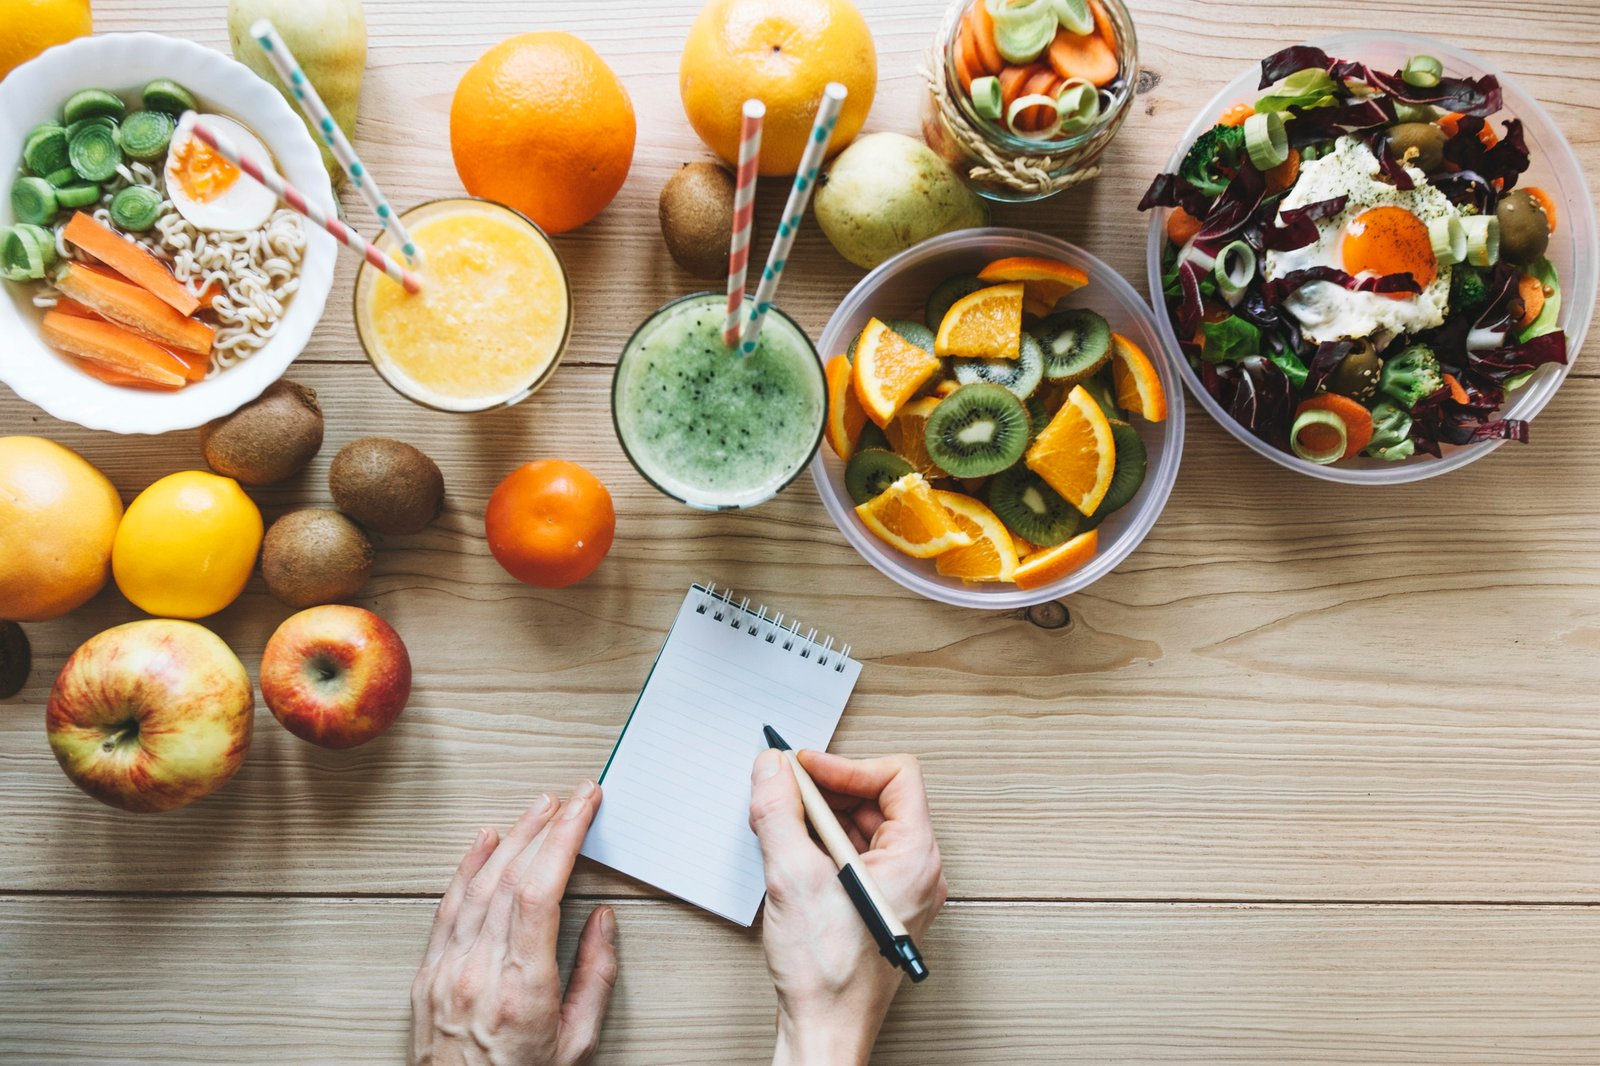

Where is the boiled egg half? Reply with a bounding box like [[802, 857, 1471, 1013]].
[[165, 113, 278, 232]]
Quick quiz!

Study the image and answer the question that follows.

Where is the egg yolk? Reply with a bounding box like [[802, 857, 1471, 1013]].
[[1341, 205, 1436, 297], [170, 135, 241, 203]]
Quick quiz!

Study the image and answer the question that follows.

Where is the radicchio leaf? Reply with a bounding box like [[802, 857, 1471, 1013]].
[[1241, 355, 1294, 449], [1467, 330, 1569, 377], [1443, 117, 1531, 190], [1261, 267, 1421, 305], [1284, 97, 1396, 148], [1262, 195, 1349, 251], [1138, 171, 1214, 219], [1430, 170, 1498, 214], [1364, 129, 1415, 190], [1303, 340, 1355, 395], [1194, 161, 1268, 249], [1260, 46, 1503, 116], [1174, 260, 1207, 340]]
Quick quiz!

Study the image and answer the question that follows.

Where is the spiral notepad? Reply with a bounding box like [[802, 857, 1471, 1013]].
[[580, 584, 862, 925]]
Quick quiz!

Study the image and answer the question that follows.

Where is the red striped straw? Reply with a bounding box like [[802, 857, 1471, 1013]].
[[722, 99, 765, 348], [184, 114, 422, 295]]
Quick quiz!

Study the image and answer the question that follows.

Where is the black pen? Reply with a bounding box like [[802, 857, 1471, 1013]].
[[763, 725, 929, 983]]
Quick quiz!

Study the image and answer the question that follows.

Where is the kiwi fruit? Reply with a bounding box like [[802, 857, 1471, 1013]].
[[329, 437, 444, 535], [952, 331, 1045, 399], [0, 621, 29, 700], [923, 383, 1029, 478], [659, 163, 746, 279], [845, 449, 914, 505], [988, 466, 1081, 547], [925, 272, 986, 334], [848, 318, 934, 362], [1083, 420, 1148, 527], [858, 421, 891, 452], [1032, 309, 1112, 383], [261, 509, 375, 608], [199, 379, 324, 485], [1025, 392, 1050, 445]]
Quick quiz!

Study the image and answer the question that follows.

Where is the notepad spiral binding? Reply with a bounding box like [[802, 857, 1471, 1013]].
[[693, 583, 853, 673]]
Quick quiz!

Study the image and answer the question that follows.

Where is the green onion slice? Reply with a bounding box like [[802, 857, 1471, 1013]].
[[970, 75, 1004, 121], [1428, 215, 1466, 265], [1243, 111, 1288, 171], [1055, 78, 1100, 134], [1402, 54, 1443, 89], [1462, 214, 1499, 266], [1049, 0, 1094, 34], [1006, 93, 1063, 139], [1290, 409, 1348, 464], [1213, 239, 1257, 304]]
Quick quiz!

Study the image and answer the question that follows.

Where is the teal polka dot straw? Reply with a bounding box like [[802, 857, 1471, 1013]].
[[251, 19, 423, 271], [739, 82, 847, 355]]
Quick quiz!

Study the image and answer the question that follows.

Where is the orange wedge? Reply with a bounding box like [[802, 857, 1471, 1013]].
[[885, 396, 945, 478], [977, 256, 1090, 313], [1025, 384, 1117, 515], [1012, 528, 1099, 589], [854, 473, 973, 558], [933, 491, 1019, 582], [825, 354, 867, 461], [853, 317, 943, 426], [1109, 333, 1168, 422], [934, 282, 1023, 360]]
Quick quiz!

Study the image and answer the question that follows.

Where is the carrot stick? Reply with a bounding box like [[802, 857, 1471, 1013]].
[[55, 262, 214, 355], [1166, 205, 1203, 246], [67, 355, 176, 390], [49, 296, 101, 318], [40, 311, 190, 389], [969, 0, 1004, 75], [1295, 393, 1375, 459], [61, 212, 200, 316], [1523, 186, 1557, 233], [1047, 25, 1118, 87]]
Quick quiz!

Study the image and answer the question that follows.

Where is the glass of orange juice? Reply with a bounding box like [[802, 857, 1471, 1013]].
[[353, 198, 571, 412]]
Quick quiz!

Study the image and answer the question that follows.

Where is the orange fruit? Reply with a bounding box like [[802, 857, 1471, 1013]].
[[486, 460, 615, 588], [0, 0, 92, 80], [934, 282, 1023, 359], [451, 33, 636, 234], [1012, 529, 1099, 590], [824, 354, 866, 461], [1109, 333, 1168, 422], [933, 491, 1019, 582], [681, 0, 877, 176], [852, 318, 941, 427], [977, 256, 1089, 312], [1025, 384, 1117, 515], [884, 396, 944, 478], [0, 437, 122, 622], [854, 473, 972, 558]]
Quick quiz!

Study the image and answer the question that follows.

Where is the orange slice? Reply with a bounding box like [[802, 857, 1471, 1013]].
[[1012, 529, 1099, 589], [885, 396, 944, 478], [854, 472, 973, 558], [852, 317, 942, 426], [825, 354, 867, 461], [1108, 333, 1168, 422], [978, 256, 1090, 312], [1025, 384, 1117, 515], [934, 282, 1023, 360], [933, 491, 1019, 582], [933, 379, 961, 398]]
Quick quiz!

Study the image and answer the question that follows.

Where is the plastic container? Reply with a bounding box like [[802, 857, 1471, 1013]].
[[811, 228, 1184, 608], [1145, 32, 1597, 485]]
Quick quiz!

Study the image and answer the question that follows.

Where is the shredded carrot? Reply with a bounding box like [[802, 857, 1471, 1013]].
[[61, 213, 200, 316], [1264, 148, 1300, 194], [55, 262, 214, 355], [41, 311, 189, 390], [1046, 25, 1118, 87], [1166, 205, 1203, 246], [1295, 393, 1375, 459], [1523, 186, 1557, 234], [1218, 102, 1255, 127], [1441, 372, 1470, 405], [1514, 272, 1547, 330], [969, 0, 1004, 75]]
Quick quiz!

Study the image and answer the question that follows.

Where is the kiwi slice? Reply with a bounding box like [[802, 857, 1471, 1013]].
[[923, 383, 1029, 478], [845, 448, 914, 505], [1079, 367, 1124, 421], [1083, 420, 1148, 527], [925, 273, 987, 334], [1025, 392, 1050, 445], [858, 421, 890, 452], [1032, 309, 1112, 383], [988, 465, 1081, 547], [952, 331, 1045, 399], [848, 318, 933, 362]]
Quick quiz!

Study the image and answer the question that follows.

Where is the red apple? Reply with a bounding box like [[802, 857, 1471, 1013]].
[[47, 620, 254, 813], [261, 605, 411, 748]]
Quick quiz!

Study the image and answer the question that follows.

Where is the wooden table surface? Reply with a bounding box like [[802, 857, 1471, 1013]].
[[4, 1, 1599, 1062]]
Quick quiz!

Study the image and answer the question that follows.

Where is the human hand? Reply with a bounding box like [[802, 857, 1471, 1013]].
[[410, 783, 617, 1066], [748, 749, 947, 1066]]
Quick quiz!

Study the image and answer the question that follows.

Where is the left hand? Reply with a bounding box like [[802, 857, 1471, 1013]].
[[409, 783, 618, 1066]]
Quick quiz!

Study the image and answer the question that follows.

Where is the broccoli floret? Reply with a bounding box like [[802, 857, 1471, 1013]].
[[1179, 123, 1246, 198], [1379, 344, 1444, 409], [1364, 400, 1415, 461], [1449, 265, 1489, 315]]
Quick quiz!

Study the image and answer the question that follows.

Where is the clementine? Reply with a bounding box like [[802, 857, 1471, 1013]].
[[486, 460, 615, 588]]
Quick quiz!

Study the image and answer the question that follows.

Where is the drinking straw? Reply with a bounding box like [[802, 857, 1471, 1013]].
[[739, 83, 847, 355], [723, 99, 765, 349], [185, 116, 423, 294], [249, 19, 422, 268]]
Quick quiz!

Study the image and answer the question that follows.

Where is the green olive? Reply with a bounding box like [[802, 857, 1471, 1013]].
[[1326, 343, 1382, 403], [1495, 189, 1551, 265], [1384, 122, 1448, 174]]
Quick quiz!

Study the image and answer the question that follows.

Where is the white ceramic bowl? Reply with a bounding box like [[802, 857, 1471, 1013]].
[[1145, 32, 1597, 484], [812, 228, 1185, 609], [0, 32, 336, 434]]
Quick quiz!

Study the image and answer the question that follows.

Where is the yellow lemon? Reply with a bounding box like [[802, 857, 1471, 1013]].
[[0, 0, 93, 80], [113, 471, 263, 620], [0, 436, 123, 622]]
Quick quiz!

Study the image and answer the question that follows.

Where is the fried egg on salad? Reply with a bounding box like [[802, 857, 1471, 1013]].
[[1264, 136, 1459, 345]]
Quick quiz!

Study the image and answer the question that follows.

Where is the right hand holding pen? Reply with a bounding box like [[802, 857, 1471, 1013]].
[[748, 749, 947, 1066]]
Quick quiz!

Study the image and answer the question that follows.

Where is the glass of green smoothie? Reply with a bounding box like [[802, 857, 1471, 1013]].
[[613, 291, 826, 510]]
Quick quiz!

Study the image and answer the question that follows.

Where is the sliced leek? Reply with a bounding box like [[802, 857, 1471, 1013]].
[[1462, 214, 1499, 266], [1428, 215, 1466, 265], [1290, 409, 1347, 464], [1243, 110, 1288, 171]]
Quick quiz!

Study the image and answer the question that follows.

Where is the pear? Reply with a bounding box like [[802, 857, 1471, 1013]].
[[228, 0, 367, 188]]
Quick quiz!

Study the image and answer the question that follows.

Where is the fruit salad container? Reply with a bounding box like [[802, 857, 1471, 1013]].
[[812, 228, 1185, 609]]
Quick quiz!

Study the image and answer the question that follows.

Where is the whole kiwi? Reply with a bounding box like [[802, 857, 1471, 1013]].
[[659, 162, 746, 279], [328, 437, 445, 535], [261, 509, 375, 609], [1384, 122, 1449, 174], [0, 621, 29, 700], [1495, 189, 1551, 265], [199, 379, 324, 485]]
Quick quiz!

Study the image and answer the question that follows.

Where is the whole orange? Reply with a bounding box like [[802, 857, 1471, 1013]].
[[0, 436, 122, 622], [486, 460, 615, 588], [681, 0, 877, 176], [450, 33, 636, 235], [0, 0, 93, 81]]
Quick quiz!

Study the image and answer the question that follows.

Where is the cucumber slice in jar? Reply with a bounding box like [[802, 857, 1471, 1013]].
[[119, 110, 175, 162], [54, 181, 101, 209], [63, 88, 127, 124], [109, 185, 164, 231], [10, 176, 58, 225], [142, 79, 199, 115], [23, 125, 69, 176], [69, 123, 123, 182]]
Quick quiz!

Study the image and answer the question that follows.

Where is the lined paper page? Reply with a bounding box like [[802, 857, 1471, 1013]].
[[581, 587, 862, 926]]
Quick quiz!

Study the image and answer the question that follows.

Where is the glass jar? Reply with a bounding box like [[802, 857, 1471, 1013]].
[[921, 0, 1139, 203]]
